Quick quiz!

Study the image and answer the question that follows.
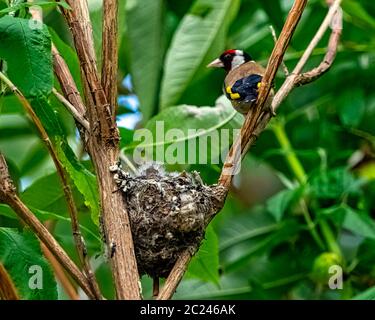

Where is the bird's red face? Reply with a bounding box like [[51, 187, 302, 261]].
[[207, 49, 252, 72]]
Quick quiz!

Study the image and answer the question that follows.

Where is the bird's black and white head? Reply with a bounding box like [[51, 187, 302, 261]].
[[207, 49, 252, 72]]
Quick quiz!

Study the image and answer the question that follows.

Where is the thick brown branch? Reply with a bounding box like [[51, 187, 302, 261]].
[[0, 155, 94, 299], [102, 0, 119, 119], [58, 0, 141, 299]]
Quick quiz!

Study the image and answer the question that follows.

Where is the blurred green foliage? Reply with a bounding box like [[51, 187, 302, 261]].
[[0, 0, 375, 300]]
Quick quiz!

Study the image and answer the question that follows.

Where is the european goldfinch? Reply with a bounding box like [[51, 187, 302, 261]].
[[207, 49, 274, 115]]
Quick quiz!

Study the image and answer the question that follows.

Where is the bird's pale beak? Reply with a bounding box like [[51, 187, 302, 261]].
[[207, 58, 224, 68]]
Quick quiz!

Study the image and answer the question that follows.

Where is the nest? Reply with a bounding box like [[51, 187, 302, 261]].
[[110, 163, 225, 278]]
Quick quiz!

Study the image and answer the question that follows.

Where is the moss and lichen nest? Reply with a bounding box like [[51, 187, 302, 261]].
[[111, 163, 225, 278]]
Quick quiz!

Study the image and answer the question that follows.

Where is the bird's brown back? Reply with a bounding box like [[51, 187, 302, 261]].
[[224, 61, 266, 87]]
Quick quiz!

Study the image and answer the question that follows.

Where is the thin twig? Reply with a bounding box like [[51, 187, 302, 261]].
[[0, 71, 101, 299], [296, 5, 342, 84], [102, 0, 119, 119], [272, 0, 343, 109], [52, 88, 90, 130], [269, 25, 290, 77], [0, 154, 94, 299]]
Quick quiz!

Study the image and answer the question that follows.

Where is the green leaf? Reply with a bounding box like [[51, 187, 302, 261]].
[[88, 1, 103, 61], [266, 187, 303, 222], [30, 97, 64, 137], [219, 207, 301, 272], [124, 96, 242, 168], [119, 127, 134, 149], [187, 225, 220, 285], [310, 167, 360, 200], [56, 140, 100, 226], [174, 278, 253, 299], [0, 1, 70, 16], [126, 0, 164, 121], [0, 94, 24, 114], [337, 89, 366, 128], [19, 141, 48, 176], [352, 286, 375, 300], [342, 0, 375, 30], [256, 0, 284, 32], [173, 277, 252, 300], [246, 252, 309, 291], [21, 172, 69, 216], [0, 228, 58, 300], [342, 207, 375, 240], [0, 16, 53, 98], [160, 0, 240, 109], [320, 204, 375, 240]]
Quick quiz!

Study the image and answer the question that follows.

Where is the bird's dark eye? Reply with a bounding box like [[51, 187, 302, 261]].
[[224, 54, 232, 60]]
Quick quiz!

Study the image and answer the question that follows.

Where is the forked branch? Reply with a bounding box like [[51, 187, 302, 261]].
[[56, 0, 141, 299]]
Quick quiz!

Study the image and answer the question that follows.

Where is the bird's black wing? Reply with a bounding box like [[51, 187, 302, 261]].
[[231, 74, 263, 102]]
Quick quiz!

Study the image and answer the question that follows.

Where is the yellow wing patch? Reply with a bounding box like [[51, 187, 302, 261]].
[[257, 82, 262, 89], [226, 86, 241, 100]]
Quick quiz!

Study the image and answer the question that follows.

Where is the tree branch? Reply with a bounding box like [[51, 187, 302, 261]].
[[218, 0, 308, 189], [57, 0, 115, 143], [102, 0, 119, 119], [295, 2, 342, 85], [156, 250, 191, 300], [158, 0, 343, 300], [0, 71, 101, 299], [272, 0, 343, 109], [0, 155, 94, 299], [57, 0, 141, 299], [52, 45, 87, 117], [269, 25, 290, 77]]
